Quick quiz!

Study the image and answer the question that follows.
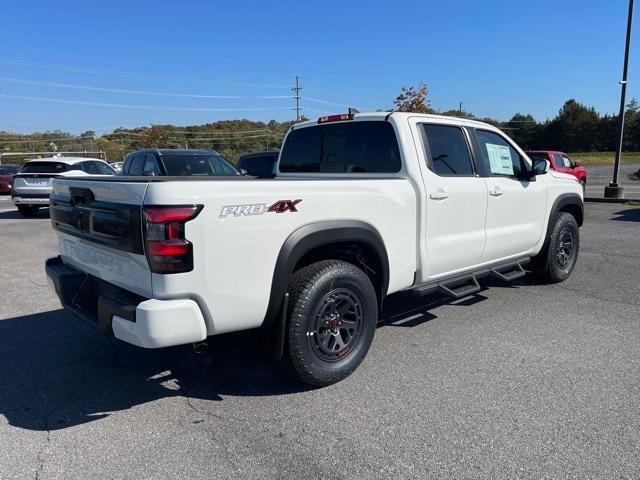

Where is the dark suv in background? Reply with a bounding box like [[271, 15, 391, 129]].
[[237, 150, 279, 178], [121, 149, 241, 176]]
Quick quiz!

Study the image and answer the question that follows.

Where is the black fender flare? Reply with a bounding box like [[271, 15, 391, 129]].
[[262, 220, 390, 328], [540, 192, 583, 253]]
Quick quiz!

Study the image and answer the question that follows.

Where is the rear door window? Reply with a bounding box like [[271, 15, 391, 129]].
[[421, 124, 474, 176], [279, 121, 401, 173]]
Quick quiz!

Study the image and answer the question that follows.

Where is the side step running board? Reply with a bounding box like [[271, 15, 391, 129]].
[[409, 257, 530, 299], [438, 276, 481, 299], [490, 262, 526, 282]]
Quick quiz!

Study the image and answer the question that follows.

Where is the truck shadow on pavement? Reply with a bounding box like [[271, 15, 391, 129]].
[[0, 208, 50, 219], [611, 208, 640, 222], [0, 309, 306, 431], [0, 282, 508, 432]]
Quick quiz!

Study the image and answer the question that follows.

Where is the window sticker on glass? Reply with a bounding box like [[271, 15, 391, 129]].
[[486, 143, 514, 175]]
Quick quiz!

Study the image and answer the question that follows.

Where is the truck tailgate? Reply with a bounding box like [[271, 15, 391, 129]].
[[50, 178, 153, 298]]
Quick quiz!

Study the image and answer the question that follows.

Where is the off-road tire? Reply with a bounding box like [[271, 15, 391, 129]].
[[530, 212, 579, 283], [284, 260, 378, 387]]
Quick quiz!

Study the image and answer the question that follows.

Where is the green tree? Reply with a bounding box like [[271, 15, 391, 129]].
[[505, 113, 540, 149], [440, 109, 475, 119], [624, 98, 639, 150], [542, 99, 600, 151]]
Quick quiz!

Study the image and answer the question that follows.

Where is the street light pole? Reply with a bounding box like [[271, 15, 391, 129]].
[[606, 0, 635, 199]]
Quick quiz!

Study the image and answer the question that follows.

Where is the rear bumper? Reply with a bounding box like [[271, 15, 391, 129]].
[[45, 256, 207, 348], [12, 191, 50, 205]]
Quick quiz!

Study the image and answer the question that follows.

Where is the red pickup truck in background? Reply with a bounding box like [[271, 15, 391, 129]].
[[525, 150, 587, 191]]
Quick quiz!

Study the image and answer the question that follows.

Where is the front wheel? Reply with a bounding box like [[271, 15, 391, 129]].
[[284, 260, 378, 387], [17, 205, 39, 217], [530, 212, 579, 283]]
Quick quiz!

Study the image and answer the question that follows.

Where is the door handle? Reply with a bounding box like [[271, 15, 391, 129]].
[[489, 187, 503, 197], [430, 188, 448, 200]]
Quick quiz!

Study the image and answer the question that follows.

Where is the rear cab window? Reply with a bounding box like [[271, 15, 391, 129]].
[[21, 162, 68, 174], [279, 121, 401, 174]]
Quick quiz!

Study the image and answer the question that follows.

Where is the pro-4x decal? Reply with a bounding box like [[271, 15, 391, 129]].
[[219, 199, 302, 218]]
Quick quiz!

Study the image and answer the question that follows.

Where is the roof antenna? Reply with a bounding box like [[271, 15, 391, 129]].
[[348, 107, 360, 115]]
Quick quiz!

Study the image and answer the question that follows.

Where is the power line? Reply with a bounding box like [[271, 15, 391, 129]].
[[0, 137, 91, 144], [0, 77, 291, 99], [108, 128, 272, 137], [166, 134, 272, 141], [302, 96, 350, 108], [0, 94, 293, 111]]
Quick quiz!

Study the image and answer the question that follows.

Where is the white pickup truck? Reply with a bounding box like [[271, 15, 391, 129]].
[[46, 112, 583, 386]]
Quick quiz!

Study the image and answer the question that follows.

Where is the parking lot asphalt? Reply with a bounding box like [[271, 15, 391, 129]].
[[580, 164, 640, 200], [0, 198, 639, 479]]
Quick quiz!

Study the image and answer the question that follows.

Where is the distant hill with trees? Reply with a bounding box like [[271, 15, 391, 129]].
[[1, 84, 638, 165]]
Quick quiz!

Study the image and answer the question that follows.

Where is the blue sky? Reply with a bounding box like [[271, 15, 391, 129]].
[[0, 0, 637, 133]]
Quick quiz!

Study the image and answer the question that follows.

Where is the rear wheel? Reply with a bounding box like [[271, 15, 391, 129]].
[[284, 260, 378, 387], [530, 212, 579, 283], [17, 205, 39, 217]]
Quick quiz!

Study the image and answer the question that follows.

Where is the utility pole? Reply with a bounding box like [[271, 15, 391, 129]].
[[292, 75, 302, 121], [606, 0, 635, 199], [459, 101, 463, 116]]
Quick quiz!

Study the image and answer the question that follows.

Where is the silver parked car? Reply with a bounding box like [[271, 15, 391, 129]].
[[11, 157, 116, 217]]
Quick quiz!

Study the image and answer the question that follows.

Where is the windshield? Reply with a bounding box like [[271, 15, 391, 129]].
[[20, 161, 68, 173], [0, 165, 20, 175], [160, 154, 239, 176]]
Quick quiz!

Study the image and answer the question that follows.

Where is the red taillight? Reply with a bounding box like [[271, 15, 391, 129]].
[[144, 206, 200, 223], [146, 240, 189, 256], [317, 113, 354, 124], [143, 205, 202, 274]]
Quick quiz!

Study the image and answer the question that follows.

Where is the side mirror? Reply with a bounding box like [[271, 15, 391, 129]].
[[531, 158, 549, 176], [573, 160, 583, 167]]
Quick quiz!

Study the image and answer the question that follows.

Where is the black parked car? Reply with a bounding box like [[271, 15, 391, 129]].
[[237, 150, 279, 178], [121, 149, 241, 177]]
